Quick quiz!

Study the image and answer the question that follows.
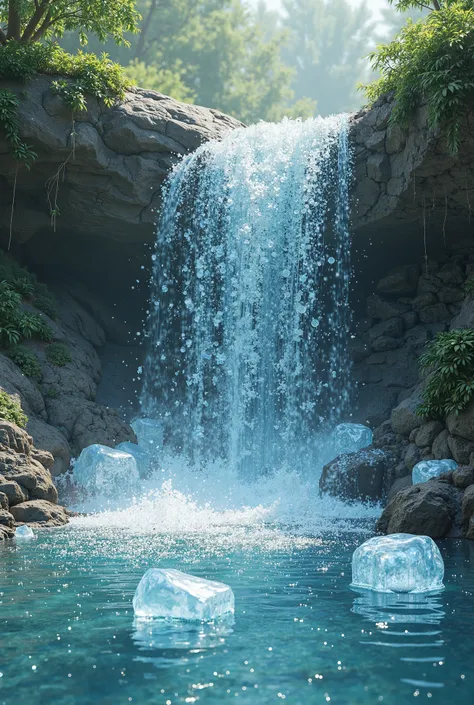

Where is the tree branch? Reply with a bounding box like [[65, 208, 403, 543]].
[[432, 0, 441, 9], [30, 11, 53, 41], [21, 0, 51, 42]]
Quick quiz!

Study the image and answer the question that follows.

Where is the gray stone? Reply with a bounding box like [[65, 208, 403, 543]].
[[437, 263, 464, 285], [462, 485, 474, 529], [0, 508, 14, 528], [377, 265, 419, 297], [417, 275, 441, 295], [369, 318, 404, 340], [418, 303, 450, 324], [0, 491, 8, 509], [432, 429, 452, 459], [371, 336, 400, 352], [10, 500, 68, 526], [401, 310, 418, 330], [414, 421, 444, 448], [0, 480, 28, 507], [367, 153, 390, 181], [438, 288, 464, 304], [366, 295, 409, 321], [411, 293, 437, 311], [387, 475, 412, 502], [385, 124, 406, 154], [391, 391, 423, 435], [447, 435, 474, 464], [447, 401, 474, 442], [450, 298, 474, 330], [376, 481, 457, 539], [452, 466, 474, 490], [26, 418, 71, 477], [349, 337, 371, 362], [320, 448, 391, 502], [404, 443, 421, 471]]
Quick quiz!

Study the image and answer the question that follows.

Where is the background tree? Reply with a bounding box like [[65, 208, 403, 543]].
[[279, 0, 377, 115], [0, 0, 139, 45]]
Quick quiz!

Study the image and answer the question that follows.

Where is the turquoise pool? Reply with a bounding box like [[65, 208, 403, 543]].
[[1, 521, 473, 705]]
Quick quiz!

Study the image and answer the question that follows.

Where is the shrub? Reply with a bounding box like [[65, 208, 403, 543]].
[[0, 279, 53, 347], [364, 2, 474, 154], [417, 328, 474, 419], [0, 390, 27, 428], [6, 345, 42, 381], [46, 342, 72, 367]]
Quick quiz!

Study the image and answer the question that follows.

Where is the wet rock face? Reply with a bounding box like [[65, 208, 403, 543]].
[[0, 420, 68, 539], [0, 77, 242, 248], [320, 447, 393, 502]]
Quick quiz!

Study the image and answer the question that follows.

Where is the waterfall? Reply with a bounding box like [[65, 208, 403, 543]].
[[142, 115, 353, 476]]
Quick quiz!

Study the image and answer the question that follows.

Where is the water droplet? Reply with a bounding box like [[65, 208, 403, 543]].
[[328, 257, 335, 265], [311, 319, 320, 328]]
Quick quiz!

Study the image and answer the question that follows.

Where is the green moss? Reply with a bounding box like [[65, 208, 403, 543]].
[[417, 328, 474, 419], [6, 345, 42, 381], [0, 390, 27, 428], [46, 342, 72, 366]]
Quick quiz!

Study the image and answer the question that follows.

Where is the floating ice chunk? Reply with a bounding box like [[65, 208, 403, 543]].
[[73, 444, 139, 497], [115, 441, 150, 478], [333, 423, 372, 455], [412, 459, 457, 484], [133, 568, 235, 621], [131, 417, 163, 467], [351, 533, 444, 594], [15, 525, 35, 540]]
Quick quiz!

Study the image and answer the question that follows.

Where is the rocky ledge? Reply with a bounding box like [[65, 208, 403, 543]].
[[0, 419, 68, 540]]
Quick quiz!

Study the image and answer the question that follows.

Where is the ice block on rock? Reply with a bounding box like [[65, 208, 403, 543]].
[[131, 418, 163, 468], [333, 423, 372, 455], [412, 459, 457, 484], [15, 525, 35, 540], [116, 442, 150, 478], [73, 444, 139, 497], [133, 568, 235, 621], [351, 533, 444, 594]]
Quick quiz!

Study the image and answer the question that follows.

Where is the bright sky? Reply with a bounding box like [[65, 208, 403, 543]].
[[258, 0, 385, 16]]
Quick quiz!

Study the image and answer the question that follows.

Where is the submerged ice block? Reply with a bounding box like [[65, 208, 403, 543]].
[[412, 459, 457, 484], [15, 525, 35, 540], [333, 423, 372, 455], [73, 444, 139, 497], [133, 568, 235, 621], [131, 418, 163, 468], [351, 533, 444, 594], [115, 441, 150, 478]]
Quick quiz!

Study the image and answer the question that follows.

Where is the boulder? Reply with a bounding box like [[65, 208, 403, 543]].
[[447, 435, 474, 465], [366, 295, 409, 321], [414, 421, 444, 449], [0, 508, 14, 528], [450, 298, 474, 330], [452, 466, 474, 490], [27, 417, 71, 476], [404, 443, 421, 471], [376, 480, 458, 539], [391, 391, 423, 435], [462, 485, 474, 530], [320, 448, 392, 502], [0, 491, 8, 509], [376, 265, 419, 296], [446, 400, 474, 442], [0, 525, 14, 540], [371, 336, 400, 352], [387, 475, 412, 502], [0, 479, 28, 506], [369, 318, 404, 340], [411, 293, 437, 311], [10, 500, 68, 526], [418, 303, 450, 324], [432, 429, 452, 460]]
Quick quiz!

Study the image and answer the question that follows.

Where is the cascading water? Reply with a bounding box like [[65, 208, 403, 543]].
[[70, 115, 380, 536], [142, 115, 353, 476]]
